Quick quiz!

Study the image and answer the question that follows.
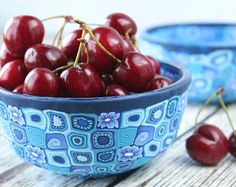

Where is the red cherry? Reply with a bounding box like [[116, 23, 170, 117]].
[[106, 13, 137, 37], [24, 68, 59, 97], [121, 36, 136, 60], [147, 56, 160, 74], [82, 26, 124, 73], [186, 124, 229, 166], [13, 84, 24, 94], [105, 84, 129, 96], [61, 29, 83, 61], [113, 52, 155, 92], [101, 74, 114, 85], [148, 75, 173, 91], [0, 44, 22, 68], [60, 63, 103, 97], [0, 60, 26, 91], [228, 133, 236, 158], [24, 44, 67, 71], [3, 15, 44, 57]]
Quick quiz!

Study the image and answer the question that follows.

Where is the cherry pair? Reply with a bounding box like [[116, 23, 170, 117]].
[[186, 88, 236, 166]]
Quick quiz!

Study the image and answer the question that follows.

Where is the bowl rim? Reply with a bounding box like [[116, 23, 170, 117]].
[[0, 61, 191, 103], [142, 22, 236, 49]]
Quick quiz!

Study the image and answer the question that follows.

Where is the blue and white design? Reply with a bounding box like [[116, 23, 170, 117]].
[[97, 150, 116, 163], [25, 145, 46, 164], [141, 24, 236, 103], [0, 90, 189, 178], [92, 131, 115, 149], [46, 111, 68, 131], [7, 105, 25, 126], [121, 109, 145, 127], [71, 114, 96, 131], [98, 112, 120, 129], [118, 145, 143, 162]]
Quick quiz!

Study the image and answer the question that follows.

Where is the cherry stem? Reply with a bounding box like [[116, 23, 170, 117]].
[[41, 15, 73, 22], [194, 88, 222, 131], [125, 29, 140, 52], [52, 64, 73, 73], [75, 20, 122, 64], [216, 88, 236, 136], [74, 29, 86, 67], [131, 35, 140, 52], [52, 21, 67, 47]]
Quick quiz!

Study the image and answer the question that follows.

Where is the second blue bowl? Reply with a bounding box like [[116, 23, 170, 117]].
[[141, 23, 236, 103]]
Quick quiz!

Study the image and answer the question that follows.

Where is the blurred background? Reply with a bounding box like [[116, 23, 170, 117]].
[[1, 0, 236, 36]]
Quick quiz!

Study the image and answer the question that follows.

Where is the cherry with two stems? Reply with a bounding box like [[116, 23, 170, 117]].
[[186, 88, 229, 166]]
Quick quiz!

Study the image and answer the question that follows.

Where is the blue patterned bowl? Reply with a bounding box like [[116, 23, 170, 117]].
[[0, 62, 190, 178], [141, 23, 236, 103]]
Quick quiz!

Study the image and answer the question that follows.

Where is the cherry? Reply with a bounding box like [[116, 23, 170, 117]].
[[82, 26, 124, 73], [186, 124, 228, 166], [0, 44, 21, 68], [106, 13, 137, 37], [105, 84, 129, 96], [121, 36, 136, 60], [24, 68, 59, 97], [3, 15, 44, 57], [0, 60, 27, 91], [61, 29, 83, 61], [60, 63, 103, 97], [148, 75, 173, 91], [24, 44, 67, 71], [13, 84, 24, 94], [229, 133, 236, 158], [101, 74, 114, 85], [147, 56, 160, 74], [113, 52, 155, 92]]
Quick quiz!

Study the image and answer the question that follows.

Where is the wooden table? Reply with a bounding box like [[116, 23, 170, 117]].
[[0, 104, 236, 187]]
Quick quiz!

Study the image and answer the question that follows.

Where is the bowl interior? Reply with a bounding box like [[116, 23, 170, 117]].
[[143, 23, 236, 47]]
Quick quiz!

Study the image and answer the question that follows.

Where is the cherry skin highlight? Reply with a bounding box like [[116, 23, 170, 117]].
[[186, 124, 229, 166], [105, 83, 129, 96], [61, 29, 83, 61], [0, 60, 27, 91], [60, 63, 104, 97], [24, 44, 67, 71], [24, 68, 60, 97], [3, 15, 44, 57], [106, 13, 137, 37], [113, 52, 155, 92]]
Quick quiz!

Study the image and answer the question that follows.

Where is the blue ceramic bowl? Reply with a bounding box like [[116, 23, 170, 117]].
[[141, 23, 236, 103], [0, 62, 190, 178]]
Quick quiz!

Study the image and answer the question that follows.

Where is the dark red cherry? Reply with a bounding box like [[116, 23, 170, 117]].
[[101, 74, 114, 85], [0, 60, 26, 91], [82, 26, 124, 73], [105, 84, 129, 96], [148, 75, 173, 91], [13, 84, 24, 94], [24, 68, 59, 97], [121, 36, 136, 60], [61, 29, 83, 61], [3, 15, 44, 57], [228, 133, 236, 158], [113, 52, 155, 92], [106, 13, 137, 37], [24, 44, 67, 71], [186, 124, 229, 166], [60, 63, 103, 97], [147, 56, 160, 74], [0, 44, 22, 68]]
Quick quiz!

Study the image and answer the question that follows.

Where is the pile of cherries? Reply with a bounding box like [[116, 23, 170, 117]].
[[0, 13, 172, 97], [186, 88, 236, 166]]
